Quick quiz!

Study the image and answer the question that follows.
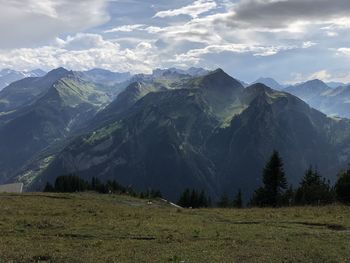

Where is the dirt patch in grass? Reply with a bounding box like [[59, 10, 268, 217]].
[[295, 222, 348, 231]]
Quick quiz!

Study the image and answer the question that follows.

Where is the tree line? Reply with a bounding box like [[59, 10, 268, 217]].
[[249, 150, 350, 207], [177, 150, 350, 208], [44, 151, 350, 208], [44, 175, 162, 199]]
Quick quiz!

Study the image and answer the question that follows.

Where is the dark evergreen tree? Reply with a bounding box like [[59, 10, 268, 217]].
[[281, 185, 295, 206], [190, 189, 199, 208], [295, 167, 334, 205], [177, 189, 191, 207], [335, 166, 350, 204], [251, 150, 287, 207], [198, 190, 208, 208], [177, 189, 209, 208], [54, 174, 89, 193], [150, 189, 162, 198], [43, 182, 54, 192], [218, 192, 230, 208], [250, 187, 267, 207], [46, 175, 129, 195], [232, 189, 243, 208]]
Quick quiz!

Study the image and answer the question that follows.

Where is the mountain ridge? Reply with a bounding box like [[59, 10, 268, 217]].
[[17, 69, 350, 200]]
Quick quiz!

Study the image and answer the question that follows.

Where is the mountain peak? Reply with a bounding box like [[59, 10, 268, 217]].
[[245, 83, 274, 96], [247, 82, 272, 91], [211, 68, 225, 74], [46, 67, 71, 78], [204, 68, 230, 80], [305, 79, 326, 85], [198, 68, 244, 90], [252, 77, 283, 90], [298, 79, 329, 89]]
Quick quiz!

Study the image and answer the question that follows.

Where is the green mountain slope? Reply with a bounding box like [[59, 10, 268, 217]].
[[0, 68, 70, 113], [0, 74, 110, 184], [25, 70, 350, 200]]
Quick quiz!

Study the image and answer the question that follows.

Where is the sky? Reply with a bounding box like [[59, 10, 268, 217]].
[[1, 0, 350, 83]]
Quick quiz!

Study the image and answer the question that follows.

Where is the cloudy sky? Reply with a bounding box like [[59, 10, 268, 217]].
[[1, 0, 350, 83]]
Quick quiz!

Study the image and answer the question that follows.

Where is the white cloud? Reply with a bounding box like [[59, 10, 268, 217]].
[[222, 0, 350, 31], [154, 0, 217, 18], [0, 0, 348, 83], [302, 41, 317, 48], [0, 0, 109, 48], [0, 34, 156, 73], [287, 70, 350, 84], [326, 31, 339, 37], [171, 43, 299, 64], [104, 24, 146, 33], [309, 70, 332, 81], [338, 48, 350, 56]]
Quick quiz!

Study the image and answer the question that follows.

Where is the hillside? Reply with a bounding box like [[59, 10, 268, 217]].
[[0, 68, 46, 90], [0, 68, 69, 113], [27, 69, 350, 201], [0, 73, 111, 185]]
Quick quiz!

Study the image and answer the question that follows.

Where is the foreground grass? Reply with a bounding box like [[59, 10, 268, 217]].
[[0, 193, 349, 262]]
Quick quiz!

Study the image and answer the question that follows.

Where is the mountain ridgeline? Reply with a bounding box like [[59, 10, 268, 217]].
[[5, 68, 347, 201], [0, 68, 113, 184], [0, 68, 46, 91], [285, 79, 350, 119]]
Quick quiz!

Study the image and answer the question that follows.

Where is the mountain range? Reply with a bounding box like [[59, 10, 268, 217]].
[[285, 79, 350, 118], [0, 68, 113, 184], [0, 69, 46, 91], [250, 77, 350, 119], [1, 67, 350, 201], [252, 77, 286, 90]]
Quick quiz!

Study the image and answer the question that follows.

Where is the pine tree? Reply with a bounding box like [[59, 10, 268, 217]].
[[335, 166, 350, 204], [295, 166, 334, 205], [178, 189, 209, 208], [43, 182, 55, 192], [177, 189, 191, 207], [232, 189, 243, 208], [198, 190, 209, 208], [282, 185, 295, 206], [251, 150, 288, 207], [218, 192, 230, 208], [190, 189, 199, 208]]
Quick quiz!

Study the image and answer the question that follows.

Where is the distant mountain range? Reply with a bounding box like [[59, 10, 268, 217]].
[[0, 69, 46, 91], [250, 77, 350, 119], [326, 81, 348, 88], [284, 79, 350, 118], [76, 68, 131, 86], [252, 77, 286, 90]]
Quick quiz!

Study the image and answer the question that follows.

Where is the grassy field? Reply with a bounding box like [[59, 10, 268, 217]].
[[0, 193, 349, 262]]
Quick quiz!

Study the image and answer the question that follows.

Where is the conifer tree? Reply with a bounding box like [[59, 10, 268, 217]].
[[43, 182, 54, 192], [198, 190, 209, 208], [295, 166, 334, 205], [177, 189, 191, 207], [232, 189, 243, 208], [335, 166, 350, 204], [218, 192, 230, 208], [177, 189, 209, 208], [251, 150, 288, 207]]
